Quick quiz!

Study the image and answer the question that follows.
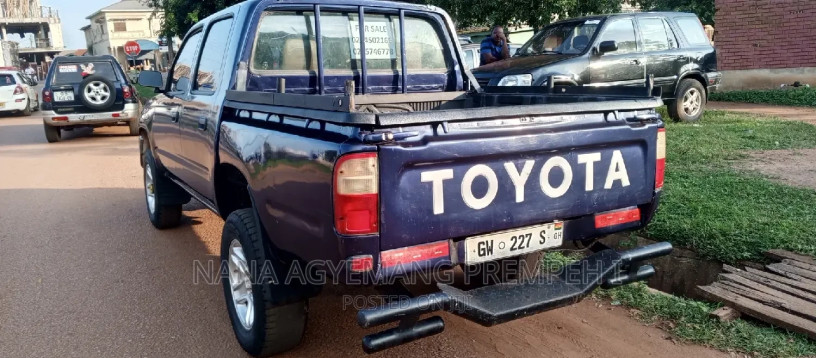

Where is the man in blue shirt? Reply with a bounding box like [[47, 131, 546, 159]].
[[480, 25, 510, 66]]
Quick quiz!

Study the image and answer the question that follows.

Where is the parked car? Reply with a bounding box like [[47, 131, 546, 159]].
[[472, 12, 720, 122], [136, 0, 672, 356], [0, 70, 39, 116], [40, 55, 141, 143], [461, 42, 522, 70]]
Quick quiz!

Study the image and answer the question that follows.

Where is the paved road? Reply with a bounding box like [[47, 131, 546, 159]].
[[0, 112, 728, 358]]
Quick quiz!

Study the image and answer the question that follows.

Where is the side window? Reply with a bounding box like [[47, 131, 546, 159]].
[[638, 18, 670, 52], [251, 10, 450, 72], [675, 17, 709, 46], [662, 19, 678, 49], [464, 49, 474, 69], [598, 19, 637, 54], [194, 18, 234, 93], [171, 31, 202, 93]]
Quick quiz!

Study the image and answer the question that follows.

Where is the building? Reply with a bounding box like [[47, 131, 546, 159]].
[[82, 0, 165, 69], [715, 0, 816, 89], [0, 0, 64, 69]]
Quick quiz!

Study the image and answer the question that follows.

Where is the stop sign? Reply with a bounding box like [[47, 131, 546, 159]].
[[124, 41, 141, 57]]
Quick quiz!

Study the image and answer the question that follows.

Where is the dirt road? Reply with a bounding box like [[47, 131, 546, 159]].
[[0, 114, 727, 357]]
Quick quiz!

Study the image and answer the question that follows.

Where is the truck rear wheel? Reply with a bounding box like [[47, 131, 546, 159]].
[[128, 118, 139, 136], [222, 208, 307, 357], [143, 149, 183, 229], [43, 124, 61, 143]]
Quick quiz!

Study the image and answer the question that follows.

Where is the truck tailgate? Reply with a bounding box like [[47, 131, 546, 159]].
[[378, 114, 659, 250]]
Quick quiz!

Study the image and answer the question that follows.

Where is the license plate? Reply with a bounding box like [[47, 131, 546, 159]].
[[77, 113, 105, 120], [54, 91, 74, 102], [464, 222, 564, 264]]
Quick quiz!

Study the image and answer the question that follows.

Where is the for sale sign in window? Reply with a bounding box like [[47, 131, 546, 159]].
[[350, 20, 397, 60]]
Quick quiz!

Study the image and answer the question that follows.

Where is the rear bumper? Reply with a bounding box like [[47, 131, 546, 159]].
[[357, 241, 673, 353], [705, 71, 722, 94], [0, 95, 30, 112], [42, 103, 140, 126]]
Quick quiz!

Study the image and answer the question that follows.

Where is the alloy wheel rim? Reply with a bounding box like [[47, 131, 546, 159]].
[[682, 88, 702, 117], [144, 162, 156, 214], [84, 81, 110, 105], [228, 239, 254, 330]]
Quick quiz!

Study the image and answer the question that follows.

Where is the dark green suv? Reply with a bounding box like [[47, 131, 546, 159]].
[[472, 12, 720, 122]]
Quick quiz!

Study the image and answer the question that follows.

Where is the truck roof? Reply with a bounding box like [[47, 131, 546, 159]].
[[211, 0, 444, 21], [549, 11, 699, 25]]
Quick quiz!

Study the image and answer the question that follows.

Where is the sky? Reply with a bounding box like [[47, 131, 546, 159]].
[[42, 0, 119, 50]]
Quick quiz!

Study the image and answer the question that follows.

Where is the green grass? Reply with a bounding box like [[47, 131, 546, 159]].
[[540, 252, 816, 357], [135, 84, 157, 100], [596, 284, 816, 358], [709, 87, 816, 107], [642, 110, 816, 263]]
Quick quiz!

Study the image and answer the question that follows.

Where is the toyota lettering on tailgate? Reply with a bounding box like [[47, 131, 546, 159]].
[[420, 150, 630, 215]]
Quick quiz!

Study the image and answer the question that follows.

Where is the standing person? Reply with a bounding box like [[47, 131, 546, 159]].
[[480, 25, 510, 66], [24, 65, 36, 82]]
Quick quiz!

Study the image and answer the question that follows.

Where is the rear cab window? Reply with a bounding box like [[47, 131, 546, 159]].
[[674, 16, 710, 46], [53, 62, 119, 85], [0, 74, 16, 86], [250, 9, 453, 93]]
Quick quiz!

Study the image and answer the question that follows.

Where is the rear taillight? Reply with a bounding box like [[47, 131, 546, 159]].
[[333, 152, 378, 235], [595, 207, 641, 229], [13, 85, 23, 95], [123, 85, 133, 99], [379, 241, 449, 269], [656, 128, 666, 190], [42, 89, 52, 103]]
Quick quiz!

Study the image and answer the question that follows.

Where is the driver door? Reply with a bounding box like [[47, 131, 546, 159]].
[[589, 18, 645, 87], [150, 31, 202, 176]]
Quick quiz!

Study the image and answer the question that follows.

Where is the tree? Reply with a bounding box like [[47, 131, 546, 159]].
[[412, 0, 624, 31], [634, 0, 715, 24], [142, 0, 243, 39]]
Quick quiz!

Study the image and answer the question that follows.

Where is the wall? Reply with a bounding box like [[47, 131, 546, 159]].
[[715, 0, 816, 89]]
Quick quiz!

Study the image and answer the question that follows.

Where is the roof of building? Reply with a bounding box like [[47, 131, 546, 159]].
[[100, 0, 152, 12], [86, 0, 154, 19]]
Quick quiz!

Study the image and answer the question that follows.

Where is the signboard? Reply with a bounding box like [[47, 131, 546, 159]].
[[350, 20, 397, 60], [124, 41, 141, 57]]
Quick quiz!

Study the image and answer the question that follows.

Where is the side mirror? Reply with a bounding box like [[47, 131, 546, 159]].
[[598, 40, 618, 55], [138, 70, 164, 90]]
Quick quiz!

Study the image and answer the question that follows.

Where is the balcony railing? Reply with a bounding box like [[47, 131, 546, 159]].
[[109, 30, 150, 40], [0, 5, 59, 20]]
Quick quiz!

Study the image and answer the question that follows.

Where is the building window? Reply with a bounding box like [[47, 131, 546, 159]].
[[113, 20, 127, 32]]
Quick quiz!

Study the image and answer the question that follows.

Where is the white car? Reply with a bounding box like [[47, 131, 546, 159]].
[[0, 70, 39, 115]]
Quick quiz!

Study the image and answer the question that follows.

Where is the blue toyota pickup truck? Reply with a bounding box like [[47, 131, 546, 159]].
[[136, 0, 672, 355]]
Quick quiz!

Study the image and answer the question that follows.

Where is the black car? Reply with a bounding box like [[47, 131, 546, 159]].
[[40, 55, 141, 143], [472, 12, 720, 122]]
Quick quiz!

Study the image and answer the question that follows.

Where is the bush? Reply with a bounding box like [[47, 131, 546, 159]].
[[709, 87, 816, 107]]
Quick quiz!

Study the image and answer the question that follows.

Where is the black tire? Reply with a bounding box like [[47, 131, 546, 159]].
[[43, 124, 61, 143], [222, 208, 308, 357], [129, 118, 139, 136], [667, 79, 706, 122], [464, 251, 543, 286], [143, 149, 183, 229], [79, 75, 116, 111], [20, 99, 31, 116]]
